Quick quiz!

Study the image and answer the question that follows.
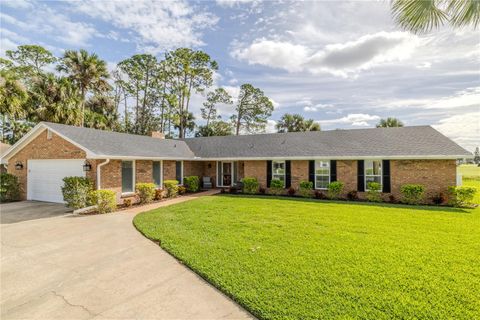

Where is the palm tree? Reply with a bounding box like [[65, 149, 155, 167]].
[[391, 0, 480, 34], [276, 113, 321, 133], [376, 117, 404, 128], [0, 69, 28, 141], [57, 50, 110, 126]]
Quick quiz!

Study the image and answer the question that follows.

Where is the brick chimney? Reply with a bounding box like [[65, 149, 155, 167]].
[[150, 131, 165, 139]]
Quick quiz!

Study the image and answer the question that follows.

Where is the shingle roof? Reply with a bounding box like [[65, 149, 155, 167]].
[[44, 122, 194, 159], [182, 126, 471, 159], [19, 122, 471, 160]]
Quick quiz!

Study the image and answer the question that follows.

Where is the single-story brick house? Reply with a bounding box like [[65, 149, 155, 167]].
[[0, 122, 471, 203]]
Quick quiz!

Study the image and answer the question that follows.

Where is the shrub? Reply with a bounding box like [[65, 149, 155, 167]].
[[61, 176, 93, 209], [299, 181, 313, 198], [154, 189, 164, 201], [400, 184, 425, 205], [164, 180, 179, 198], [178, 186, 187, 195], [314, 190, 326, 199], [183, 176, 200, 192], [0, 173, 20, 202], [259, 187, 266, 194], [448, 186, 477, 207], [431, 192, 446, 205], [327, 181, 344, 200], [242, 177, 259, 194], [388, 194, 397, 203], [123, 198, 133, 207], [269, 179, 284, 195], [287, 187, 296, 196], [136, 183, 156, 204], [347, 190, 358, 201], [366, 182, 382, 202], [90, 190, 116, 214]]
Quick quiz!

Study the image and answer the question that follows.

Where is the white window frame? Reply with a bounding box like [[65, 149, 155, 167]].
[[152, 160, 163, 189], [271, 160, 286, 188], [176, 160, 183, 185], [364, 159, 382, 191], [314, 160, 330, 190], [121, 160, 135, 195]]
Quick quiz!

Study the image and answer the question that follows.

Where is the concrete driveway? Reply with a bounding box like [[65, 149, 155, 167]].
[[1, 195, 252, 319], [0, 201, 71, 224]]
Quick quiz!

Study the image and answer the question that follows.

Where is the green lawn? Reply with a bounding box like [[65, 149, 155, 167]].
[[134, 196, 479, 320]]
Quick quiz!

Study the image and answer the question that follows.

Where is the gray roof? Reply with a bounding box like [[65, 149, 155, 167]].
[[44, 122, 194, 159], [182, 126, 471, 159], [37, 122, 471, 159]]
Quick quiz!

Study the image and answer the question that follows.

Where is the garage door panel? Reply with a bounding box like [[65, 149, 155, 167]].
[[28, 160, 85, 203]]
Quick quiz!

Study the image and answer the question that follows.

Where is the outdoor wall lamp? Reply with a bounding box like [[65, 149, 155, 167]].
[[83, 160, 92, 172], [208, 163, 212, 169], [15, 161, 23, 170]]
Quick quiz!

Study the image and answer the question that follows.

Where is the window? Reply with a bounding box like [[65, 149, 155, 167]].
[[315, 160, 330, 189], [272, 160, 285, 187], [122, 161, 134, 193], [175, 161, 183, 185], [365, 160, 382, 190], [152, 161, 162, 188]]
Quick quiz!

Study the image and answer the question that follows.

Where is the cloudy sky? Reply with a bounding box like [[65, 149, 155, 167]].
[[1, 0, 479, 151]]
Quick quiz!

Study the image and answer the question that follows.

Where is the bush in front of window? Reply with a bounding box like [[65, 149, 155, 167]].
[[299, 181, 313, 198], [242, 177, 259, 194], [366, 182, 382, 202], [164, 180, 179, 198], [327, 181, 344, 199], [154, 189, 164, 201], [183, 176, 200, 192], [136, 183, 156, 204], [269, 179, 284, 195], [400, 184, 425, 205], [448, 186, 477, 207], [0, 173, 21, 202], [90, 190, 117, 214], [178, 186, 187, 195], [62, 176, 94, 209]]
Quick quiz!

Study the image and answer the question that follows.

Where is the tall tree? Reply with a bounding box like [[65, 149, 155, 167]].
[[376, 117, 404, 128], [165, 48, 218, 138], [0, 69, 28, 142], [6, 45, 56, 75], [391, 0, 480, 34], [196, 120, 233, 137], [276, 113, 320, 133], [57, 49, 110, 126], [84, 95, 119, 130], [201, 88, 232, 135], [231, 84, 274, 135]]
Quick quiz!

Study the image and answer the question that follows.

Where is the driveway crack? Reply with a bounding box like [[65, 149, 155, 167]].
[[51, 291, 97, 318]]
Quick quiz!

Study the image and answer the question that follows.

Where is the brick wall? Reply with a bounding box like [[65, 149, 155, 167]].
[[244, 161, 267, 188], [184, 161, 204, 177], [7, 130, 86, 199], [291, 160, 309, 189], [136, 160, 154, 184], [337, 160, 357, 194], [163, 160, 177, 181]]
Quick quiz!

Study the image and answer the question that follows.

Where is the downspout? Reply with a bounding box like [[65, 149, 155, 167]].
[[96, 159, 110, 190]]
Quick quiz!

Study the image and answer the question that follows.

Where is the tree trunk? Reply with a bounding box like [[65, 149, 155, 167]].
[[80, 87, 86, 127]]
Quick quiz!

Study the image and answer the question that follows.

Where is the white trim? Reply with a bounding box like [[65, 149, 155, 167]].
[[314, 160, 330, 190], [121, 160, 135, 194], [364, 159, 383, 191], [179, 155, 469, 161], [96, 159, 110, 189]]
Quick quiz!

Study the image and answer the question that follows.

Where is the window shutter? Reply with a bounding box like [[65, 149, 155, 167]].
[[285, 160, 291, 188], [233, 161, 238, 184], [330, 160, 337, 182], [266, 160, 272, 187], [217, 161, 221, 187], [357, 160, 365, 192], [382, 160, 391, 193], [309, 160, 315, 187]]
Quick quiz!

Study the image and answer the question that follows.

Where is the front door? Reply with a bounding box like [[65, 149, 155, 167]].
[[222, 162, 232, 186]]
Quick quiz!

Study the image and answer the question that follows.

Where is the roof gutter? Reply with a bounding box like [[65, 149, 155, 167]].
[[96, 159, 110, 190]]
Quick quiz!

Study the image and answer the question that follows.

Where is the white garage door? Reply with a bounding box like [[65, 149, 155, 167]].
[[28, 159, 85, 203]]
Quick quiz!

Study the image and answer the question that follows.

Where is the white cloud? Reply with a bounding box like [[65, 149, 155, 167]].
[[319, 113, 380, 127], [2, 0, 32, 9], [75, 0, 218, 53], [232, 32, 420, 77], [216, 0, 259, 7], [232, 39, 308, 72], [265, 119, 277, 133], [433, 111, 480, 152], [304, 103, 334, 112]]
